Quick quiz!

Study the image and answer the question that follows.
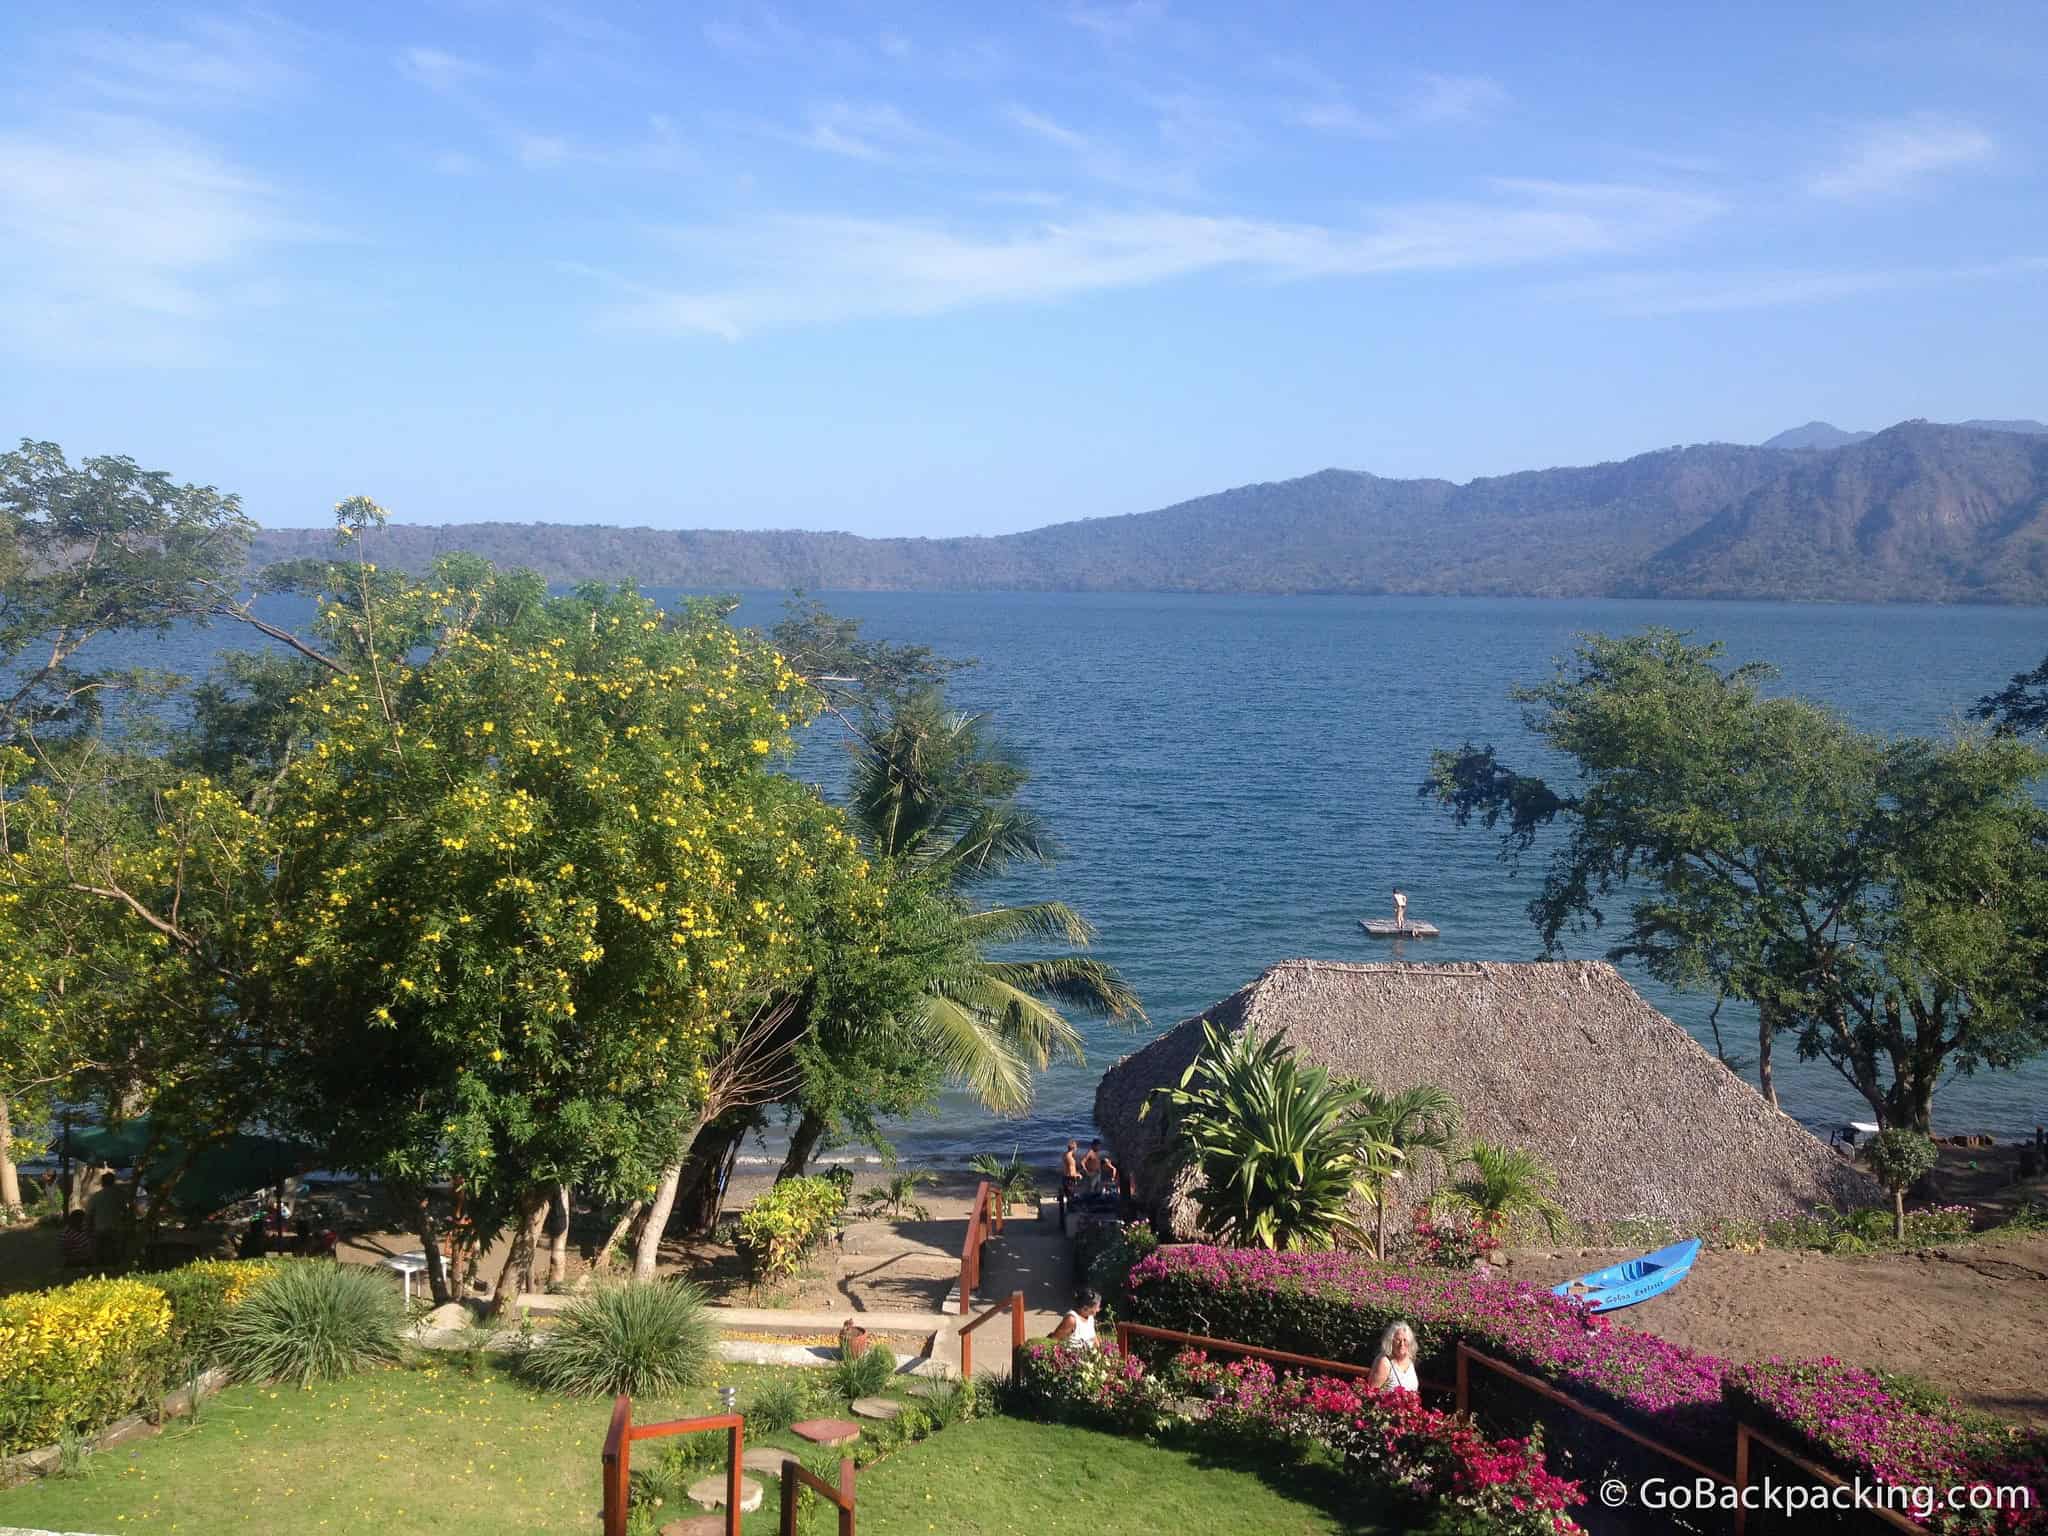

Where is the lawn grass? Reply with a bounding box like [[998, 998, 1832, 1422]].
[[0, 1363, 1386, 1536], [852, 1416, 1389, 1536]]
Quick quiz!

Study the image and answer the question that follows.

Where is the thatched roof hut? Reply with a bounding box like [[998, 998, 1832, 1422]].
[[1093, 959, 1875, 1237]]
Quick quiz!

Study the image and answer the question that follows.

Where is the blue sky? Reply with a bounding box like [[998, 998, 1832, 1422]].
[[2, 2, 2043, 535]]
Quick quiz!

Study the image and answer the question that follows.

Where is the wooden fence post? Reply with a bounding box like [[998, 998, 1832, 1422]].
[[1733, 1423, 1750, 1536], [1009, 1290, 1024, 1374], [600, 1395, 632, 1536], [781, 1459, 799, 1536], [1455, 1343, 1470, 1414], [839, 1457, 856, 1536]]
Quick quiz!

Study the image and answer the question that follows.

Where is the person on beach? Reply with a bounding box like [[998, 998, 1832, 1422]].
[[1393, 888, 1407, 931], [1049, 1287, 1102, 1349], [1082, 1140, 1117, 1193], [1061, 1140, 1081, 1202], [1368, 1321, 1420, 1395]]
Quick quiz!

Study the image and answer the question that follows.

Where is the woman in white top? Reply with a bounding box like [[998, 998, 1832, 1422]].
[[1367, 1320, 1420, 1395], [1048, 1287, 1102, 1349]]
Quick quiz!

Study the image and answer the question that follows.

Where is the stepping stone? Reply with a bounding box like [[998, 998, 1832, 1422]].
[[906, 1380, 952, 1399], [660, 1518, 729, 1536], [790, 1418, 861, 1447], [851, 1396, 901, 1420], [742, 1445, 799, 1474], [686, 1473, 763, 1512]]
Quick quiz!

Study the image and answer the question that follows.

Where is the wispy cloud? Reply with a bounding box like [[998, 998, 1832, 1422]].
[[0, 115, 318, 363], [397, 47, 689, 172], [1001, 102, 1207, 198], [1556, 256, 2048, 315], [1808, 113, 1995, 201], [593, 180, 1721, 339], [1065, 2, 1166, 42], [56, 14, 310, 106], [703, 11, 862, 68], [1293, 70, 1507, 139], [399, 45, 491, 93], [791, 102, 923, 161]]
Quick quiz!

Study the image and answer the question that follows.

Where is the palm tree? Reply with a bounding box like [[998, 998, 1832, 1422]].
[[847, 690, 1144, 1114], [1436, 1141, 1568, 1241], [1145, 1021, 1399, 1251], [1356, 1083, 1462, 1260]]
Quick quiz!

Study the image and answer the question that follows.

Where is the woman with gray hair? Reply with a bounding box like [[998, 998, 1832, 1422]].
[[1367, 1320, 1420, 1395]]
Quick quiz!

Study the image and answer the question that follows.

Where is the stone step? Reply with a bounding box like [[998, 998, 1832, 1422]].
[[790, 1418, 861, 1448], [686, 1473, 762, 1512], [850, 1396, 901, 1421]]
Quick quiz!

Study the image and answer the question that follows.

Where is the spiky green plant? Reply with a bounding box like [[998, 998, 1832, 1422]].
[[1437, 1141, 1568, 1240], [1143, 1021, 1398, 1251], [216, 1261, 402, 1387], [856, 1167, 935, 1222], [968, 1146, 1040, 1212], [1356, 1083, 1462, 1259], [744, 1373, 809, 1434], [524, 1281, 714, 1398], [829, 1342, 897, 1401]]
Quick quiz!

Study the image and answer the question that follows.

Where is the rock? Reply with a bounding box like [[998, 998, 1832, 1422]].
[[659, 1516, 729, 1535], [851, 1396, 901, 1420], [790, 1418, 861, 1447], [1485, 1250, 1508, 1266], [742, 1446, 798, 1474], [424, 1302, 474, 1330], [686, 1473, 762, 1512]]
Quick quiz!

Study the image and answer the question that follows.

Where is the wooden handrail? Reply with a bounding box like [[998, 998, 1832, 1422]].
[[1112, 1321, 1446, 1394], [957, 1290, 1025, 1379], [1732, 1423, 1926, 1536], [780, 1455, 857, 1536], [957, 1179, 1001, 1317], [1454, 1342, 1731, 1487], [600, 1399, 745, 1536]]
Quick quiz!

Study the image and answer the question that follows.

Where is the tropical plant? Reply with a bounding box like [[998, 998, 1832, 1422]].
[[844, 689, 1146, 1115], [968, 1146, 1040, 1212], [1866, 1127, 1940, 1241], [734, 1176, 847, 1283], [216, 1262, 401, 1387], [524, 1281, 715, 1398], [1437, 1142, 1567, 1241], [1355, 1083, 1461, 1259], [1142, 1021, 1398, 1251], [744, 1373, 809, 1434], [830, 1341, 897, 1401], [856, 1166, 935, 1223]]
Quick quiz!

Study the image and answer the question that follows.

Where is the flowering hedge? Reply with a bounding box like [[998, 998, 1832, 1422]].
[[0, 1276, 174, 1456], [152, 1258, 290, 1379], [1012, 1339, 1585, 1536], [1123, 1245, 1730, 1452], [1729, 1359, 2047, 1534]]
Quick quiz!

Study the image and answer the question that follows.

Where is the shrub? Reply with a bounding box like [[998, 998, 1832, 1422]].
[[1080, 1221, 1159, 1315], [527, 1281, 713, 1399], [829, 1341, 896, 1401], [734, 1177, 847, 1284], [151, 1258, 289, 1378], [969, 1147, 1040, 1212], [1010, 1339, 1179, 1433], [0, 1276, 174, 1455], [217, 1261, 402, 1387], [745, 1373, 809, 1434], [1869, 1129, 1941, 1241]]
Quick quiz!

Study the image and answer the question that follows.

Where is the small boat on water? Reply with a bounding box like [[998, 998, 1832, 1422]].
[[1551, 1238, 1701, 1312]]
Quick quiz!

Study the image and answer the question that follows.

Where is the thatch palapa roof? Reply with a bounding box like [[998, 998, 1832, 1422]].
[[1093, 959, 1875, 1237]]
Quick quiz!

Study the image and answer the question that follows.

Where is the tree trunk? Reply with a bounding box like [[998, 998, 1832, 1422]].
[[546, 1184, 571, 1290], [412, 1196, 453, 1307], [1374, 1191, 1389, 1263], [632, 1152, 692, 1282], [777, 1108, 828, 1183], [0, 1097, 22, 1219], [1893, 1187, 1906, 1242], [490, 1189, 549, 1315], [597, 1200, 642, 1275], [1756, 1006, 1777, 1108], [675, 1115, 752, 1237]]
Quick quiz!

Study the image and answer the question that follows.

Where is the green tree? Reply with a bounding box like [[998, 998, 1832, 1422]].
[[1976, 653, 2048, 738], [1356, 1083, 1461, 1260], [1436, 1142, 1566, 1240], [1426, 629, 2048, 1131], [1866, 1127, 1939, 1241], [1143, 1022, 1398, 1251]]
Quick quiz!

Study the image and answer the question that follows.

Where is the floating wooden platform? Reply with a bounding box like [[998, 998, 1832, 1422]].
[[1360, 918, 1439, 938]]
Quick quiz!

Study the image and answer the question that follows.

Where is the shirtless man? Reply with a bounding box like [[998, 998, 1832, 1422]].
[[1060, 1140, 1082, 1202], [1082, 1140, 1117, 1192], [1393, 888, 1408, 931]]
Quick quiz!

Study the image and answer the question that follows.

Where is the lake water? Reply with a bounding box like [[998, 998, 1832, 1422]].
[[104, 592, 2048, 1164]]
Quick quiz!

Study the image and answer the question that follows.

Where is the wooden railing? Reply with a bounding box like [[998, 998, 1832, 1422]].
[[600, 1396, 744, 1536], [1113, 1321, 1446, 1394], [1733, 1422, 1924, 1536], [957, 1289, 1025, 1378], [779, 1454, 857, 1536], [956, 1178, 1004, 1317]]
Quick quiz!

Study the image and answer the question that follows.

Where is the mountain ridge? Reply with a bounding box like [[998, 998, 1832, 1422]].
[[247, 420, 2048, 604]]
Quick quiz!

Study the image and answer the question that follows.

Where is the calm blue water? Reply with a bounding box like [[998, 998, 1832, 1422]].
[[107, 593, 2048, 1163]]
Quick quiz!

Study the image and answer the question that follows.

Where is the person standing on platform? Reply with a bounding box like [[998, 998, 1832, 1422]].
[[1393, 888, 1408, 931]]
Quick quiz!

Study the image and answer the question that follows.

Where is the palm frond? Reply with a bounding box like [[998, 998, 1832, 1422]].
[[937, 973, 1089, 1068], [957, 901, 1097, 947], [978, 957, 1146, 1023], [910, 993, 1032, 1114]]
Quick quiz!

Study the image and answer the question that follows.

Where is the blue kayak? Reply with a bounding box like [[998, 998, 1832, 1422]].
[[1551, 1239, 1701, 1312]]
